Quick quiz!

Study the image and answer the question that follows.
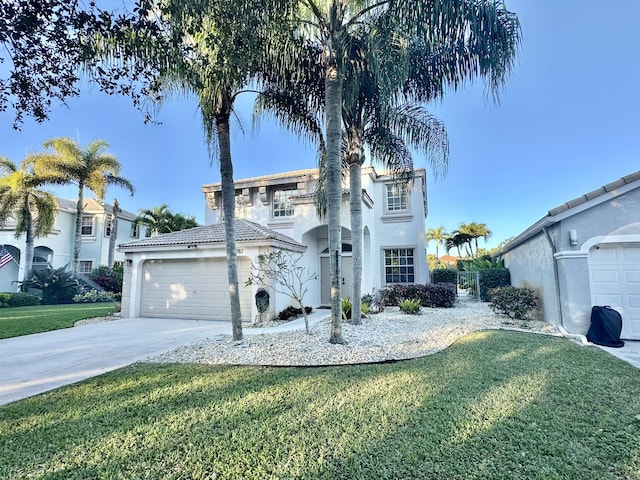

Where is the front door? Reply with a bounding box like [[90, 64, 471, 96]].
[[320, 255, 353, 305]]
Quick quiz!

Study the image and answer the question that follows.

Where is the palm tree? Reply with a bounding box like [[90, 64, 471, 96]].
[[146, 0, 294, 341], [35, 137, 134, 274], [446, 231, 472, 260], [0, 157, 57, 284], [426, 226, 448, 267], [458, 222, 492, 258], [281, 0, 520, 343], [136, 204, 171, 237]]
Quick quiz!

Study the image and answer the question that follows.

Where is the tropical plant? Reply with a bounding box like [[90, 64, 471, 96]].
[[446, 231, 472, 259], [398, 298, 421, 315], [0, 156, 57, 283], [35, 137, 134, 274], [426, 226, 449, 267], [341, 297, 353, 321], [141, 0, 294, 342], [27, 266, 80, 305]]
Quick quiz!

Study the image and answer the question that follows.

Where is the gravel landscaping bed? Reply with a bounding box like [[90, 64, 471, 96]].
[[147, 301, 560, 366]]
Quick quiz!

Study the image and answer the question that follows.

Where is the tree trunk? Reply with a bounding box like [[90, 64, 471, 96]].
[[348, 150, 364, 326], [325, 62, 344, 344], [23, 204, 34, 285], [108, 199, 120, 268], [217, 112, 243, 341], [72, 185, 84, 274]]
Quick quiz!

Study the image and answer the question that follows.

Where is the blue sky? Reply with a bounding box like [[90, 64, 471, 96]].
[[1, 0, 639, 252]]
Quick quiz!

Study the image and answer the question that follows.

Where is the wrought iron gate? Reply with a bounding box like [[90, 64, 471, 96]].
[[457, 271, 480, 300]]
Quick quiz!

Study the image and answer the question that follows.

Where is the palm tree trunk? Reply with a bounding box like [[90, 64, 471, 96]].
[[325, 62, 344, 344], [348, 141, 364, 325], [108, 199, 120, 268], [217, 113, 243, 341], [23, 206, 34, 285], [72, 185, 84, 274]]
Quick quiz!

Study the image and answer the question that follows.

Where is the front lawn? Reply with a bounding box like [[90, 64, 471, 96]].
[[0, 303, 117, 339], [1, 330, 638, 479]]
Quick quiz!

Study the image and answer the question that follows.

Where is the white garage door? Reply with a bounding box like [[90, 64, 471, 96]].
[[140, 258, 252, 321], [589, 243, 640, 340]]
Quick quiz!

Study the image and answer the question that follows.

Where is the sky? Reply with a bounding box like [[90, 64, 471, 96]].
[[1, 0, 639, 253]]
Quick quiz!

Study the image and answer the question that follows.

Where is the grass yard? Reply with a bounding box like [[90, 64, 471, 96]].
[[1, 330, 639, 480], [0, 303, 117, 339]]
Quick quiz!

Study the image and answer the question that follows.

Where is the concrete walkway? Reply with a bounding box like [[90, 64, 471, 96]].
[[597, 340, 640, 369], [0, 311, 329, 406]]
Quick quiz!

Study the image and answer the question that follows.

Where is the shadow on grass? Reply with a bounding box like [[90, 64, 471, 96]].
[[1, 330, 639, 479]]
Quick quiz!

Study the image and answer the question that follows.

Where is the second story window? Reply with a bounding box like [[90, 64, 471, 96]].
[[272, 188, 297, 218], [105, 218, 112, 237], [386, 184, 408, 212], [81, 215, 93, 236], [131, 223, 139, 238]]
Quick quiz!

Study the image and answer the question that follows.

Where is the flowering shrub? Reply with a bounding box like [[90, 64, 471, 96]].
[[489, 286, 537, 319], [73, 289, 116, 303]]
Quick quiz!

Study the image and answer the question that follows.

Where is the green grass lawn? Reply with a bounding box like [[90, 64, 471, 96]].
[[1, 330, 638, 479], [0, 303, 117, 339]]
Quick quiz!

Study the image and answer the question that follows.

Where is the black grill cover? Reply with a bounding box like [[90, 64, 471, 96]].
[[587, 306, 625, 348]]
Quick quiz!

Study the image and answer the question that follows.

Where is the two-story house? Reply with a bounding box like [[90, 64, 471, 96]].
[[119, 167, 428, 323], [0, 197, 142, 291]]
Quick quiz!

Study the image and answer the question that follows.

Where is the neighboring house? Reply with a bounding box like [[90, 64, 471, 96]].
[[0, 197, 142, 291], [497, 170, 640, 340], [438, 255, 461, 268], [119, 166, 429, 323]]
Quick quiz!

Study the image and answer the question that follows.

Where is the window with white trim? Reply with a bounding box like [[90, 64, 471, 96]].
[[272, 188, 297, 218], [384, 248, 415, 284], [131, 223, 139, 238], [386, 184, 408, 212], [81, 215, 93, 236], [79, 260, 93, 274], [105, 218, 112, 237]]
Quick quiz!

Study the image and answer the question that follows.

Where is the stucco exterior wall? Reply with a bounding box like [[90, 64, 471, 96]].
[[502, 229, 558, 324]]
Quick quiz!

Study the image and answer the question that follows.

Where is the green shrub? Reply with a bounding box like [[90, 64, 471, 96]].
[[489, 286, 537, 320], [381, 284, 456, 308], [6, 292, 41, 307], [431, 268, 458, 284], [0, 293, 10, 307], [479, 269, 511, 301], [73, 289, 116, 303], [90, 265, 123, 293], [361, 302, 370, 316], [341, 297, 352, 320], [398, 298, 421, 315]]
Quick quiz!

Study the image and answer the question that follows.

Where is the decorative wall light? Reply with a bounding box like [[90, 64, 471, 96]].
[[569, 229, 578, 246]]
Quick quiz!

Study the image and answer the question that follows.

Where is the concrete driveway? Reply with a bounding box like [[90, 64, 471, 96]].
[[0, 318, 234, 406]]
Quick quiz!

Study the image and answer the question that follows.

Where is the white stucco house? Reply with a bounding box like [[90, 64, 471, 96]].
[[497, 170, 640, 340], [0, 197, 142, 291], [119, 166, 429, 323]]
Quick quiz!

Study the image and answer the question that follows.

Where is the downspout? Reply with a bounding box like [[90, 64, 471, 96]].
[[544, 226, 588, 345]]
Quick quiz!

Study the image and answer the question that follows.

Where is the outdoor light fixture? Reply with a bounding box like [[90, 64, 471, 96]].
[[569, 229, 578, 246], [125, 259, 133, 267]]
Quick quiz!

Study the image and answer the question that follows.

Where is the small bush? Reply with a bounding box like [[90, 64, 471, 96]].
[[381, 284, 456, 308], [361, 302, 370, 316], [73, 289, 117, 303], [431, 269, 458, 284], [398, 298, 421, 315], [6, 292, 41, 307], [479, 269, 511, 301], [0, 293, 10, 307], [277, 305, 312, 321], [489, 286, 537, 320]]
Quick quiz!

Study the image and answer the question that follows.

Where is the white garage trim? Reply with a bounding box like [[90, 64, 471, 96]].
[[589, 243, 640, 340], [140, 257, 252, 321]]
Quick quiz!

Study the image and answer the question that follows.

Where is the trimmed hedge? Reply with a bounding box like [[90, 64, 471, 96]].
[[431, 269, 458, 284], [0, 292, 41, 308], [381, 283, 456, 308], [489, 286, 537, 319], [479, 269, 511, 301]]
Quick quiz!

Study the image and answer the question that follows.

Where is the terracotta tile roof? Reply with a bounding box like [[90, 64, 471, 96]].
[[119, 219, 303, 250]]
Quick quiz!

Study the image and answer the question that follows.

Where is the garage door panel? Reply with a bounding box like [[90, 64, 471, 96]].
[[140, 258, 252, 321], [590, 244, 640, 340]]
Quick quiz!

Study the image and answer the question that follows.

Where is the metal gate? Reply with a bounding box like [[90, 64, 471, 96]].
[[457, 271, 480, 300]]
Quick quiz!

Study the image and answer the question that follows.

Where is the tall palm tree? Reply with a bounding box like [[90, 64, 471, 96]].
[[136, 204, 171, 237], [36, 137, 134, 274], [458, 222, 492, 258], [426, 226, 448, 266], [0, 157, 57, 284], [281, 0, 520, 343], [147, 0, 294, 341]]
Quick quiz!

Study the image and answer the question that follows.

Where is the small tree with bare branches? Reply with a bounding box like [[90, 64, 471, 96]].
[[246, 250, 317, 334]]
